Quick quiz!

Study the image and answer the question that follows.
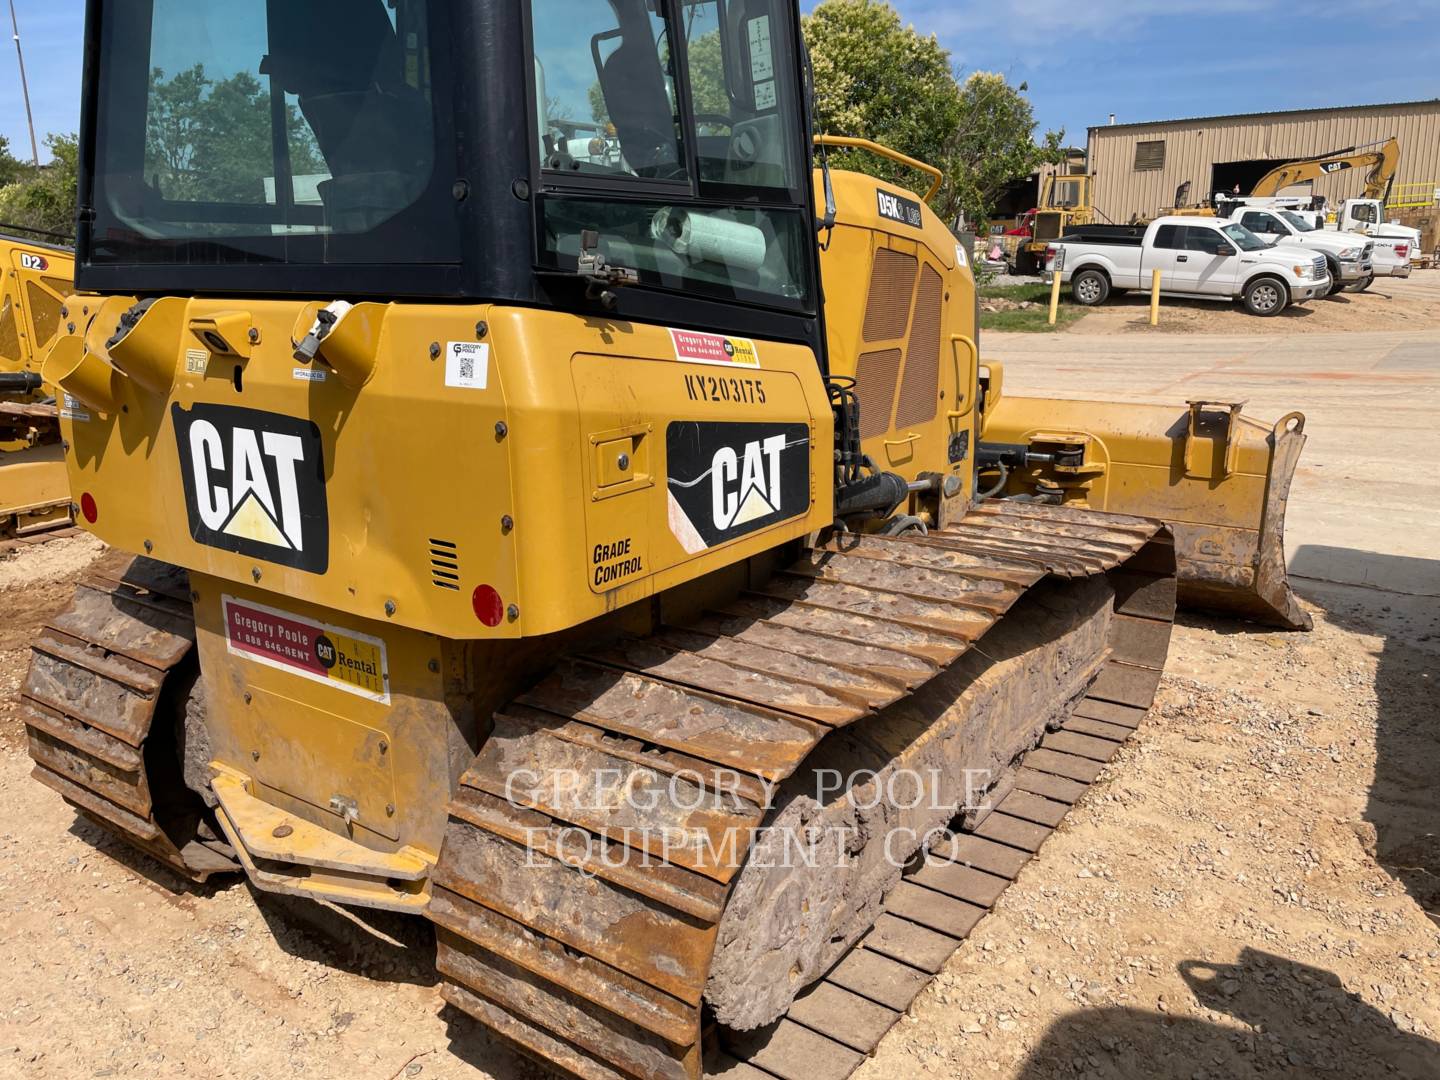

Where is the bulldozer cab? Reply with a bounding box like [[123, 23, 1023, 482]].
[[79, 0, 824, 356]]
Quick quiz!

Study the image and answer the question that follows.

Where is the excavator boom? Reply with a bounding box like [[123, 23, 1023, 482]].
[[1250, 137, 1400, 201]]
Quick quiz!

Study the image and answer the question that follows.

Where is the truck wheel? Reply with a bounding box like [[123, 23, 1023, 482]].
[[1347, 274, 1374, 292], [1242, 276, 1288, 316], [1071, 270, 1109, 306]]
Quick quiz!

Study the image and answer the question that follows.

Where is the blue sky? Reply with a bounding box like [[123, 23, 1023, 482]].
[[1, 1, 1438, 163]]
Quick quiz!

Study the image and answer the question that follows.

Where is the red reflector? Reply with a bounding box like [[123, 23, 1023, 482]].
[[79, 492, 98, 524], [472, 585, 504, 627]]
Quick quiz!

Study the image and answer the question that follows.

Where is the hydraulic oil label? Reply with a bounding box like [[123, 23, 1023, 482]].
[[222, 595, 391, 705]]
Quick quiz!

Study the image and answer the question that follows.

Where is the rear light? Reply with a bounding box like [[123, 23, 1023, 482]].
[[79, 492, 97, 524], [1396, 244, 1409, 259], [471, 584, 504, 628]]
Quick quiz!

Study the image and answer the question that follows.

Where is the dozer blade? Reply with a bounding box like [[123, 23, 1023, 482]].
[[980, 395, 1311, 630], [429, 504, 1177, 1080]]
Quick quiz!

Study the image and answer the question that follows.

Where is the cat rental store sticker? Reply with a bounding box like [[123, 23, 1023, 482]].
[[223, 595, 391, 705], [669, 328, 761, 369]]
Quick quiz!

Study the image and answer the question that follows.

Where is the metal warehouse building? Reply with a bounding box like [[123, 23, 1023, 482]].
[[1086, 99, 1440, 223]]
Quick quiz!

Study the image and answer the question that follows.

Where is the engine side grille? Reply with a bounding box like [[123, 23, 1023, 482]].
[[861, 248, 918, 342], [430, 539, 460, 590], [894, 264, 944, 429], [854, 349, 903, 439]]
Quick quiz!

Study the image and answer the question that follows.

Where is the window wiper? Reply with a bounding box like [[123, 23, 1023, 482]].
[[572, 229, 639, 309]]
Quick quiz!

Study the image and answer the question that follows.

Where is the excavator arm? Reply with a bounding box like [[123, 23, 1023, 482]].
[[1250, 137, 1399, 200]]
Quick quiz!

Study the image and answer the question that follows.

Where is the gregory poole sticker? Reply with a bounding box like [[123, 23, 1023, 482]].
[[668, 328, 761, 369], [222, 595, 390, 704]]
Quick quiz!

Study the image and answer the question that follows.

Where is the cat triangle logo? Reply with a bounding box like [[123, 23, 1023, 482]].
[[221, 491, 294, 549], [732, 481, 778, 526]]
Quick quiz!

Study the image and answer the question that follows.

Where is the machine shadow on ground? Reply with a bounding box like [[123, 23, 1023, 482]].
[[249, 886, 441, 988], [1091, 294, 1324, 319], [1015, 948, 1440, 1078], [1291, 549, 1440, 930], [440, 1003, 553, 1080], [66, 814, 232, 902]]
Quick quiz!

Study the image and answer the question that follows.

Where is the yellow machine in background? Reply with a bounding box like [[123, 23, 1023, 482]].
[[1009, 173, 1096, 274], [1248, 137, 1399, 201], [22, 3, 1312, 1079], [0, 233, 75, 538], [1158, 138, 1403, 221]]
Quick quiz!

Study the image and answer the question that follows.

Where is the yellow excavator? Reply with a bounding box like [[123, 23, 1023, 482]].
[[1160, 138, 1402, 220], [0, 230, 75, 538], [24, 4, 1309, 1079], [1247, 137, 1399, 202]]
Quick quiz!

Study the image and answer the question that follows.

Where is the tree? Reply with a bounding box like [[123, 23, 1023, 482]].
[[803, 0, 961, 196], [939, 72, 1065, 228], [0, 133, 79, 238], [144, 65, 328, 204], [803, 0, 1063, 229], [0, 136, 33, 188]]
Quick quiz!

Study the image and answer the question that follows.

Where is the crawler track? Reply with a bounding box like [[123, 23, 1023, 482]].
[[20, 554, 236, 882], [429, 502, 1177, 1080]]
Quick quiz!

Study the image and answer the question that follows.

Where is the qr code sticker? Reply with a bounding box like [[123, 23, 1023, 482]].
[[445, 342, 489, 390]]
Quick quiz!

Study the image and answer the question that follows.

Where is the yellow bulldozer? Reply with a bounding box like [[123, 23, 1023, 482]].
[[23, 3, 1309, 1078], [0, 229, 75, 538]]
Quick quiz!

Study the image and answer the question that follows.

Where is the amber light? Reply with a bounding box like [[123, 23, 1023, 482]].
[[79, 492, 98, 524], [472, 585, 504, 628]]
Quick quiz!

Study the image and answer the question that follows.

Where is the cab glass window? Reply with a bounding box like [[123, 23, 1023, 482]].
[[530, 0, 812, 312], [88, 0, 455, 266], [1221, 223, 1267, 252], [1241, 212, 1282, 235], [531, 0, 685, 180], [1182, 226, 1224, 252], [1153, 224, 1181, 249], [682, 0, 802, 195]]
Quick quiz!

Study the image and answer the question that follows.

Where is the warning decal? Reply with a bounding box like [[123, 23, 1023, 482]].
[[668, 328, 761, 369], [223, 595, 391, 705]]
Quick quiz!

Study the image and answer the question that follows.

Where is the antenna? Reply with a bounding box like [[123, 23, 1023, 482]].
[[8, 0, 39, 166]]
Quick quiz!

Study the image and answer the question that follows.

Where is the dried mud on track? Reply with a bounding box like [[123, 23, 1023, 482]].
[[2, 541, 1439, 1079], [1068, 270, 1440, 336]]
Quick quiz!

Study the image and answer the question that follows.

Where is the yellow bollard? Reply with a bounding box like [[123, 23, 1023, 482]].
[[1048, 267, 1063, 325], [1149, 268, 1162, 326]]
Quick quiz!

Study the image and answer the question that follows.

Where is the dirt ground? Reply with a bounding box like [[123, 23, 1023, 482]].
[[1067, 270, 1440, 335], [2, 533, 1438, 1079]]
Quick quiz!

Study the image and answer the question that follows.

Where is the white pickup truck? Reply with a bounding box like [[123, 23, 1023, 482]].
[[1044, 216, 1331, 316], [1222, 206, 1380, 292], [1292, 201, 1417, 284]]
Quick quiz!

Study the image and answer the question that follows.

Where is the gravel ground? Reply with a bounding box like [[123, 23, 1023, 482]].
[[2, 535, 1437, 1079]]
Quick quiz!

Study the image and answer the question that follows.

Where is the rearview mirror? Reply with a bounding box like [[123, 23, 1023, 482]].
[[1215, 243, 1236, 256]]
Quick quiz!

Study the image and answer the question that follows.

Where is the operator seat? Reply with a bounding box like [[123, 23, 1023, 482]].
[[264, 0, 433, 231], [595, 0, 681, 177]]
